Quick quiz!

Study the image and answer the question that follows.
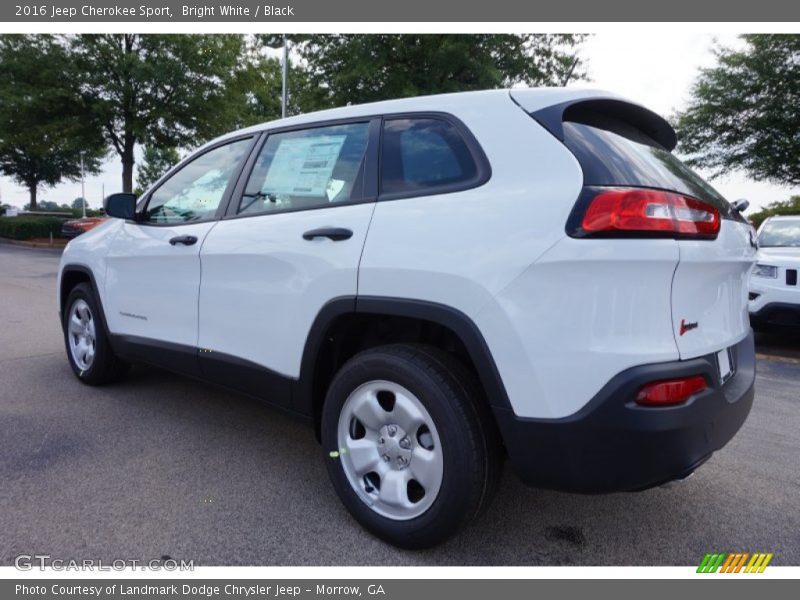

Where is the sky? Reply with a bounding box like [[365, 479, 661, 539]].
[[1, 31, 797, 213]]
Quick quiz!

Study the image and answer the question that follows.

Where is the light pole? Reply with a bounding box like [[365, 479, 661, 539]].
[[281, 35, 289, 118], [80, 151, 86, 218]]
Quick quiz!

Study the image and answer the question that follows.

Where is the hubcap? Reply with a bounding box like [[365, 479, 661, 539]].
[[67, 299, 96, 371], [337, 380, 443, 520], [377, 424, 413, 469]]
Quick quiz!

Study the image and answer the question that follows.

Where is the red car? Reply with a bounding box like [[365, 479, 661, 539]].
[[61, 217, 107, 238]]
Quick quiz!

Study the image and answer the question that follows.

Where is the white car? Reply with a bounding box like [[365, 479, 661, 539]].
[[57, 89, 756, 548], [749, 215, 800, 328]]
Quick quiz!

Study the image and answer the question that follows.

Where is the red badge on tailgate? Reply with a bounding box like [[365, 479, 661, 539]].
[[680, 319, 699, 336]]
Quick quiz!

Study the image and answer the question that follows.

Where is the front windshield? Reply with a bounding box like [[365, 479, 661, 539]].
[[759, 219, 800, 247]]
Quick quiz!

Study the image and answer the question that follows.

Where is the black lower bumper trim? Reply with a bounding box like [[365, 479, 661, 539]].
[[494, 330, 756, 494]]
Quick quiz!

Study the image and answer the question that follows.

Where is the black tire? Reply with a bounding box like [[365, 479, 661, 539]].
[[321, 343, 502, 549], [62, 282, 129, 385]]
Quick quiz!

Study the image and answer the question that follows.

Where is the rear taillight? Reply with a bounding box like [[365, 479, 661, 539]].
[[635, 375, 707, 407], [575, 188, 720, 238]]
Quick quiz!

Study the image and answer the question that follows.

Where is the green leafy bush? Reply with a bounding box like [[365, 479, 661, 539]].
[[0, 216, 67, 240], [70, 208, 104, 218]]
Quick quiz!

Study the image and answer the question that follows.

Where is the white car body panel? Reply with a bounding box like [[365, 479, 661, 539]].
[[475, 237, 680, 418], [104, 221, 218, 348], [671, 220, 757, 359], [358, 92, 583, 317], [57, 219, 121, 310], [198, 204, 375, 377]]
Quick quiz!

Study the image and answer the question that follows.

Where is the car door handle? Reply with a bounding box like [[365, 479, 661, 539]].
[[302, 227, 353, 241], [169, 235, 198, 246]]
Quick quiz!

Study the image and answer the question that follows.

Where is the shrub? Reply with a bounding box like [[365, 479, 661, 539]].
[[70, 208, 104, 218], [0, 216, 67, 240]]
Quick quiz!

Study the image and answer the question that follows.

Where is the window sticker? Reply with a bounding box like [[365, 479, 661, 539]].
[[262, 135, 346, 197]]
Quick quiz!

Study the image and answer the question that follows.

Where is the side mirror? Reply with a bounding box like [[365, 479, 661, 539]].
[[103, 193, 137, 220], [732, 198, 750, 213]]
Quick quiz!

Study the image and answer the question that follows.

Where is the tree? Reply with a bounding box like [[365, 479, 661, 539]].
[[135, 145, 181, 194], [225, 41, 286, 124], [23, 200, 69, 212], [265, 35, 587, 111], [70, 34, 251, 193], [0, 35, 105, 210], [71, 197, 88, 210], [748, 196, 800, 229], [676, 35, 800, 186]]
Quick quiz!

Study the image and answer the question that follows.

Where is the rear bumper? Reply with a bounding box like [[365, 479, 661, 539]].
[[494, 330, 755, 493], [749, 302, 800, 328]]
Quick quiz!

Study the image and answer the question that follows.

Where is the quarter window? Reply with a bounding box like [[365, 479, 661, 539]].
[[143, 139, 251, 224], [380, 118, 480, 196], [238, 122, 370, 216]]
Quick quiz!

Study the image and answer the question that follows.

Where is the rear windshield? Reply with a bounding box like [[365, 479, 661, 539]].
[[562, 114, 738, 219]]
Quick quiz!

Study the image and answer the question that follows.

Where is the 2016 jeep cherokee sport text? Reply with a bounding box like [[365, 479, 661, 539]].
[[58, 89, 757, 548]]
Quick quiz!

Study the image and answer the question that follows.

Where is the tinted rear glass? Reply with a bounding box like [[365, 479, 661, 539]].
[[381, 118, 479, 196], [562, 115, 737, 219]]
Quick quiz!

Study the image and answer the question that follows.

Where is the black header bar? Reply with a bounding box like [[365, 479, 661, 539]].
[[3, 0, 800, 22]]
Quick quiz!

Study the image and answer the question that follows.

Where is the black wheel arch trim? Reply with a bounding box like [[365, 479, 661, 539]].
[[294, 295, 513, 418], [59, 264, 112, 337]]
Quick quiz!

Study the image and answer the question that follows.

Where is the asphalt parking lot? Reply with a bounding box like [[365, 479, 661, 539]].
[[1, 243, 798, 566]]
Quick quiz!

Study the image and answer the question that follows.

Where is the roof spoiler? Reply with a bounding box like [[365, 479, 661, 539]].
[[529, 98, 678, 151]]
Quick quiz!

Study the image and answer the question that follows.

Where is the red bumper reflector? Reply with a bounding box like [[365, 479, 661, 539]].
[[635, 375, 707, 407]]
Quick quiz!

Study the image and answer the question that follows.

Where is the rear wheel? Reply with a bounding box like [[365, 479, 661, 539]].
[[321, 344, 501, 548], [63, 282, 129, 385]]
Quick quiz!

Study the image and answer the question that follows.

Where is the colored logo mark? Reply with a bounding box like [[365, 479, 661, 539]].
[[697, 552, 773, 573]]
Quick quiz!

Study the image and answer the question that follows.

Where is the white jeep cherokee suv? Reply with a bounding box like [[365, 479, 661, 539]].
[[58, 89, 756, 548], [749, 215, 800, 328]]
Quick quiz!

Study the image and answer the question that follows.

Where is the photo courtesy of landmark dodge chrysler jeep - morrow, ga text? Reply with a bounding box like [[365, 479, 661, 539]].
[[57, 88, 757, 548]]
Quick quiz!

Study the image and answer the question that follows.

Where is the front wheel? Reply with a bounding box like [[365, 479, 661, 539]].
[[321, 344, 501, 549], [63, 282, 129, 385]]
